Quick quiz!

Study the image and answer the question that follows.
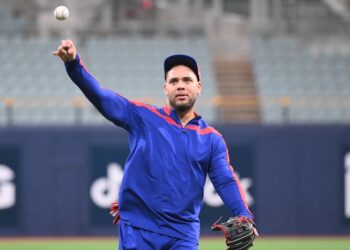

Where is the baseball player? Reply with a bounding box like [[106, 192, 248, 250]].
[[53, 40, 257, 250]]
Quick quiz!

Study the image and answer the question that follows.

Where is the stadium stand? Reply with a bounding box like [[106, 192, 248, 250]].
[[1, 0, 350, 125], [252, 36, 350, 124]]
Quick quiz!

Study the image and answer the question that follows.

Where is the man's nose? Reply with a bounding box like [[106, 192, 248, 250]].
[[177, 85, 185, 90], [177, 81, 186, 89]]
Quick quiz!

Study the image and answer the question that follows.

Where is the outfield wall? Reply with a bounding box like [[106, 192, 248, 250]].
[[0, 125, 350, 236]]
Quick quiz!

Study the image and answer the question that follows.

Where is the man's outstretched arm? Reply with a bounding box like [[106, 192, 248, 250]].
[[53, 39, 137, 129]]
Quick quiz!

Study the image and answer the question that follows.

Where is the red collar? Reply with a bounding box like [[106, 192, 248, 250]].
[[162, 105, 199, 117]]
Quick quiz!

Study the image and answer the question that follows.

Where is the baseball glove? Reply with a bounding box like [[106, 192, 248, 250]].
[[211, 216, 257, 250], [109, 202, 120, 224]]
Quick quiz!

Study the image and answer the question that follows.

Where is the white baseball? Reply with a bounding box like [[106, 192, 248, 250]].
[[54, 6, 69, 21]]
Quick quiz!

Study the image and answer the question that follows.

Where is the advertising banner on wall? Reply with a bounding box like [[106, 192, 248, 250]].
[[2, 125, 350, 236], [0, 147, 19, 228]]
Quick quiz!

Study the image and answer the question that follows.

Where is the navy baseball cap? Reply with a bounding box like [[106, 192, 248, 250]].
[[164, 54, 200, 81]]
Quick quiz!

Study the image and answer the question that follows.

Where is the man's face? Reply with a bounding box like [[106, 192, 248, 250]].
[[164, 65, 202, 113]]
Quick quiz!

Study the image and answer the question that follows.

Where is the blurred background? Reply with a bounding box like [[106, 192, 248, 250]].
[[0, 0, 350, 241]]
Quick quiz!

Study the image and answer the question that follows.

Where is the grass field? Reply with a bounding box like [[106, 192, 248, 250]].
[[1, 237, 350, 250]]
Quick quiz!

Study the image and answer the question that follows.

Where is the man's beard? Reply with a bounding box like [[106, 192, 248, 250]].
[[169, 98, 196, 113]]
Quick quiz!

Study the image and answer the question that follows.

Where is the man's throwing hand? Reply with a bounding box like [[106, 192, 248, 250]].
[[53, 39, 76, 63]]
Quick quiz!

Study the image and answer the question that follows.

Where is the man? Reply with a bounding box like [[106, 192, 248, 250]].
[[53, 40, 256, 250]]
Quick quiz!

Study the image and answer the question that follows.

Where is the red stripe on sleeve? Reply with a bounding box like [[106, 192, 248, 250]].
[[221, 138, 252, 213]]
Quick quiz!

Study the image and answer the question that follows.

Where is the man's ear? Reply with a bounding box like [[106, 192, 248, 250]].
[[197, 81, 202, 96], [163, 82, 168, 96]]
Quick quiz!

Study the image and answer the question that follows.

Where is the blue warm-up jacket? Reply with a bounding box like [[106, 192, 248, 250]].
[[65, 55, 253, 243]]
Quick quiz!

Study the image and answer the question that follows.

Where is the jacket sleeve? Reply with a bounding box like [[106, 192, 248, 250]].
[[65, 54, 138, 130], [208, 135, 253, 219]]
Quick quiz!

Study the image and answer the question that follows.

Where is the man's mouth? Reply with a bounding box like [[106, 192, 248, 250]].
[[175, 94, 188, 101]]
